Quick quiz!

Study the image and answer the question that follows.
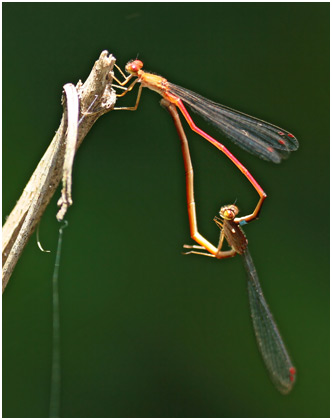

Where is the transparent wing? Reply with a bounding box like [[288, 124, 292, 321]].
[[242, 248, 296, 394], [169, 82, 299, 163]]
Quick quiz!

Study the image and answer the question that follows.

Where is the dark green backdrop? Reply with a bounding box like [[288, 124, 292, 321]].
[[3, 3, 329, 418]]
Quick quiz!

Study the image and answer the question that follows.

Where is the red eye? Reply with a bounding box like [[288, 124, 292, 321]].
[[131, 60, 143, 71], [125, 59, 144, 74]]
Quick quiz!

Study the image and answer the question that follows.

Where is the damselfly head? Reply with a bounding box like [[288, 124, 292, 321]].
[[219, 204, 239, 220], [125, 59, 144, 75]]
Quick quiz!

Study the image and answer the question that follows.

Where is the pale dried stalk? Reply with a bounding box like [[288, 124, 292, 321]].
[[55, 83, 80, 221], [2, 51, 117, 292]]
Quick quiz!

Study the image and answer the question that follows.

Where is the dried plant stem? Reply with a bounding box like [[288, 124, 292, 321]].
[[2, 51, 117, 292]]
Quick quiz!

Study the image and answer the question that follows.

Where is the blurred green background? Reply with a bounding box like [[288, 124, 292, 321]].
[[3, 3, 329, 418]]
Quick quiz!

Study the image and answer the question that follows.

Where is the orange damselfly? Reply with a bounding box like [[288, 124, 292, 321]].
[[113, 59, 299, 223]]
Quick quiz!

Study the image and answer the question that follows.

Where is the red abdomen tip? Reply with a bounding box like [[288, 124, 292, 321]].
[[289, 366, 296, 382]]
